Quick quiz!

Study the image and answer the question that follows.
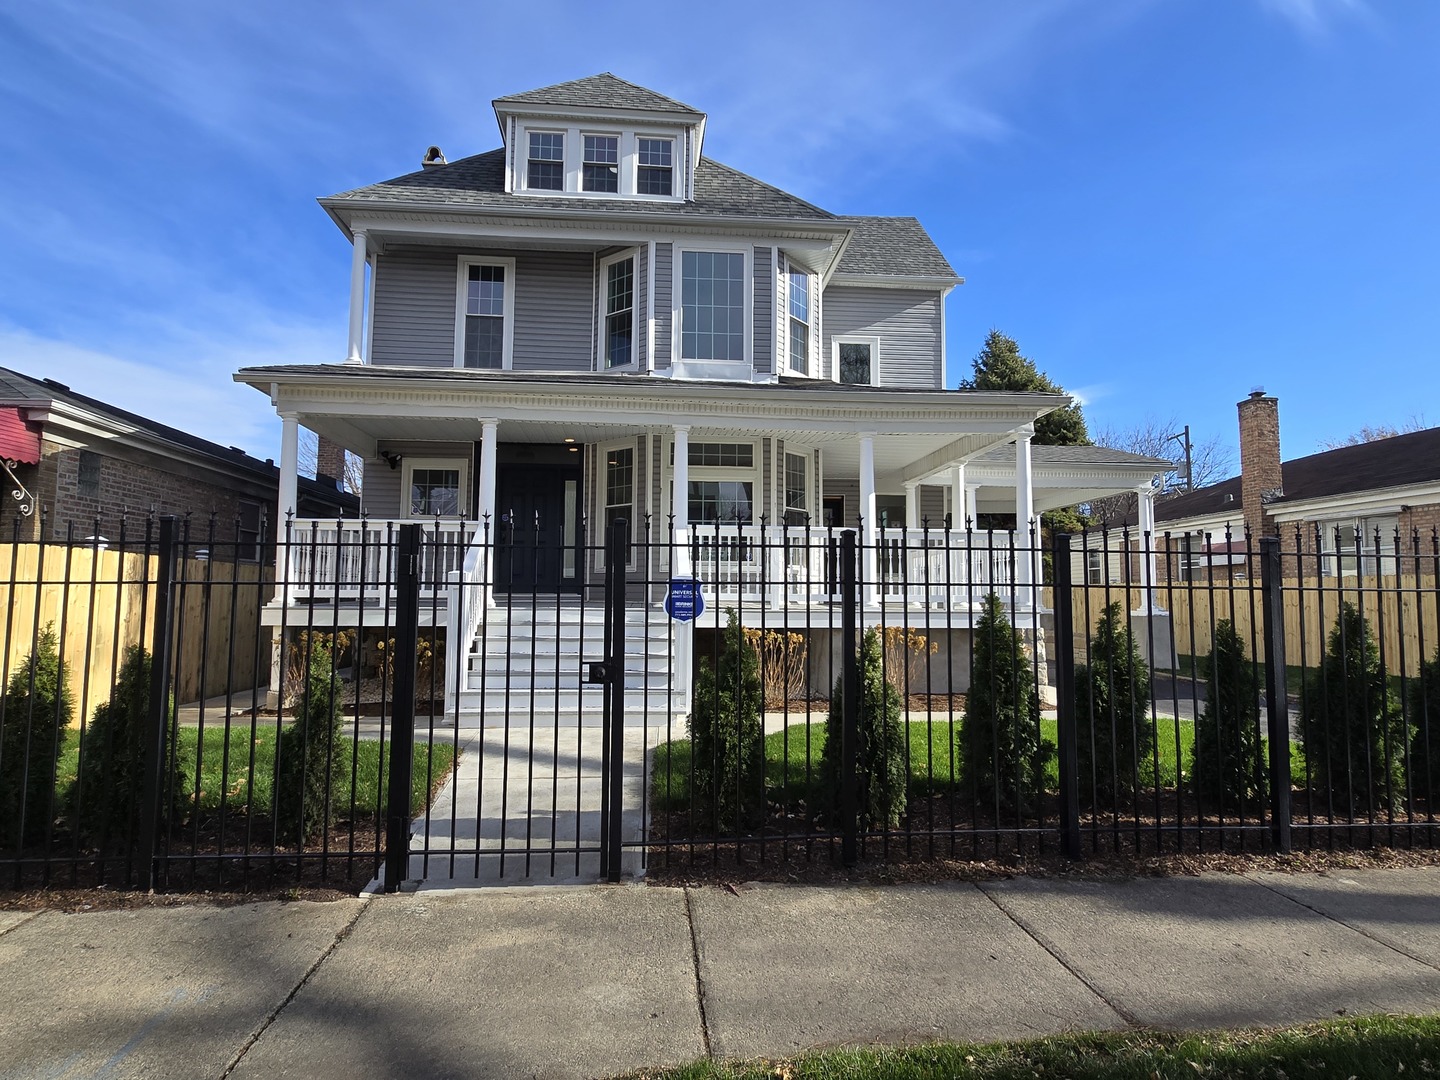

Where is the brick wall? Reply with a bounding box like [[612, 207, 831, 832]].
[[1237, 391, 1282, 544]]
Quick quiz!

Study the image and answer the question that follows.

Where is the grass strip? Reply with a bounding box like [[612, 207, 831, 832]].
[[624, 1013, 1440, 1079]]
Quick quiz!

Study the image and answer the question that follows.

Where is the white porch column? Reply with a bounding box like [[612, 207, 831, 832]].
[[904, 481, 920, 529], [859, 433, 878, 605], [1131, 481, 1173, 667], [950, 464, 966, 529], [671, 424, 693, 712], [478, 419, 499, 605], [1136, 483, 1158, 603], [278, 413, 299, 527], [346, 229, 368, 364], [1014, 428, 1035, 589], [966, 485, 979, 529]]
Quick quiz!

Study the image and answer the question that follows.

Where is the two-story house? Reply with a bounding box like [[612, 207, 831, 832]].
[[236, 74, 1164, 707]]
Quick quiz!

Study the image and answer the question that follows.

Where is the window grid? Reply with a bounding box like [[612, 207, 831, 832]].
[[637, 138, 673, 195], [688, 480, 753, 524], [583, 134, 619, 193], [605, 258, 634, 368], [463, 264, 505, 369], [680, 251, 745, 362], [410, 469, 462, 517], [527, 131, 564, 190], [688, 442, 754, 468], [605, 446, 634, 529], [784, 452, 808, 527], [788, 270, 810, 375]]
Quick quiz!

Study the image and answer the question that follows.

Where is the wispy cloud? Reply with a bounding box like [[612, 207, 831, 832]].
[[1257, 0, 1374, 38]]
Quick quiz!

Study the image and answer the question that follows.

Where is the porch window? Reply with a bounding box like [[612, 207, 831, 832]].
[[455, 257, 515, 369], [404, 458, 469, 518], [527, 131, 564, 190], [583, 134, 619, 193], [680, 251, 746, 362], [876, 495, 906, 529], [605, 445, 634, 529], [687, 442, 753, 468], [787, 270, 810, 376], [689, 481, 753, 524], [637, 137, 673, 195], [604, 255, 635, 368], [783, 452, 809, 527]]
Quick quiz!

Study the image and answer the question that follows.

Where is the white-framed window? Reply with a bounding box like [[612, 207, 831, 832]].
[[526, 130, 564, 190], [636, 136, 673, 195], [668, 439, 759, 524], [600, 252, 636, 369], [454, 257, 515, 370], [403, 458, 469, 518], [834, 335, 880, 385], [1085, 549, 1104, 586], [677, 247, 750, 365], [598, 439, 637, 570], [1320, 516, 1399, 578], [787, 269, 811, 376], [782, 450, 810, 527], [237, 499, 263, 562], [582, 133, 619, 193]]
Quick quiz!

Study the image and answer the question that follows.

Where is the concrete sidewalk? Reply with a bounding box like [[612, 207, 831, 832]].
[[2, 868, 1439, 1079]]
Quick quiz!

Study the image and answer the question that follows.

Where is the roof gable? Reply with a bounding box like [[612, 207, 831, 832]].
[[834, 216, 957, 280], [493, 73, 700, 116]]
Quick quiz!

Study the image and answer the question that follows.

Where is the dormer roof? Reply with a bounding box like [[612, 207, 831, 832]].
[[492, 72, 702, 117]]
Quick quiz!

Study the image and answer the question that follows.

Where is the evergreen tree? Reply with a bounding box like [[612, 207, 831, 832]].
[[1408, 643, 1440, 804], [1191, 620, 1266, 812], [72, 646, 185, 844], [1074, 603, 1153, 803], [689, 610, 766, 830], [960, 594, 1051, 815], [275, 644, 349, 844], [961, 330, 1090, 446], [0, 627, 73, 848], [820, 628, 908, 830], [1301, 602, 1403, 812]]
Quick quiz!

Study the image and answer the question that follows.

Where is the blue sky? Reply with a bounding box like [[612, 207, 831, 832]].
[[0, 0, 1435, 470]]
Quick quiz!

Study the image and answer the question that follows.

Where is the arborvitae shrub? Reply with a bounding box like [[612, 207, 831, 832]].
[[1074, 602, 1153, 803], [1408, 643, 1440, 802], [0, 627, 73, 848], [821, 628, 908, 830], [275, 645, 348, 844], [689, 610, 766, 830], [73, 646, 184, 843], [1190, 620, 1267, 812], [960, 593, 1050, 815], [1301, 602, 1403, 811]]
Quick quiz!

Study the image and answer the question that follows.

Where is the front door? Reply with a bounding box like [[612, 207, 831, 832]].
[[495, 461, 583, 593]]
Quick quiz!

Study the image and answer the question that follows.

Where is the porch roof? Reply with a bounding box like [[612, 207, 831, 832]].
[[236, 365, 1068, 484], [965, 443, 1173, 514]]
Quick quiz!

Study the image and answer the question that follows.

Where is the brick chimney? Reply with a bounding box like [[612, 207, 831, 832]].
[[1237, 389, 1282, 542], [316, 435, 347, 491]]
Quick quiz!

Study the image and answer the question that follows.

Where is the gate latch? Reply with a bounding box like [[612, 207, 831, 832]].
[[585, 661, 611, 685]]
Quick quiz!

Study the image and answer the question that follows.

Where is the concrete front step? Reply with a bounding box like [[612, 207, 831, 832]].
[[454, 690, 688, 715]]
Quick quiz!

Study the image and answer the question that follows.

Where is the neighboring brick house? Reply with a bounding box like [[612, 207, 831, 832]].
[[0, 367, 357, 554], [1140, 391, 1440, 583]]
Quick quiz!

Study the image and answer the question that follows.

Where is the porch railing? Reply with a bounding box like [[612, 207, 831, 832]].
[[283, 518, 478, 599]]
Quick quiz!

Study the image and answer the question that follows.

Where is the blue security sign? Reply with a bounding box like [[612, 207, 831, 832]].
[[664, 577, 704, 622]]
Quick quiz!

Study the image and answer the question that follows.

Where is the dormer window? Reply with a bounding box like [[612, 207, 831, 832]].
[[583, 135, 619, 193], [527, 131, 564, 190], [637, 138, 673, 196]]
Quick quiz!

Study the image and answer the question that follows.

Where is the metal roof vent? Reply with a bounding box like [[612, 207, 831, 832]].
[[421, 145, 447, 168]]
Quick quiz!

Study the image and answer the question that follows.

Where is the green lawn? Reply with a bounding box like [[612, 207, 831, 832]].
[[651, 716, 1305, 812], [54, 726, 455, 823], [623, 1013, 1440, 1079]]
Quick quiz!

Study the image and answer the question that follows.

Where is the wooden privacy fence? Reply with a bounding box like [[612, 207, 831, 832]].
[[0, 543, 271, 722], [1046, 574, 1440, 676]]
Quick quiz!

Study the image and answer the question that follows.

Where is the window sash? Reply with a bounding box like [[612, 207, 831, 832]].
[[605, 446, 634, 528], [783, 452, 808, 527], [527, 131, 564, 190], [583, 134, 619, 193], [410, 468, 462, 517], [838, 341, 873, 385], [688, 480, 753, 525], [463, 264, 506, 369], [680, 251, 745, 362], [605, 257, 634, 368], [637, 137, 673, 195]]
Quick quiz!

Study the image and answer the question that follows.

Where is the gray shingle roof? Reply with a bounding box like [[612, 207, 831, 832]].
[[834, 216, 957, 279], [494, 73, 700, 115], [975, 443, 1172, 469], [325, 149, 836, 222]]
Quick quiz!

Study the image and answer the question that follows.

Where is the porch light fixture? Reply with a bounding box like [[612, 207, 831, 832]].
[[380, 450, 402, 470], [568, 446, 580, 452], [563, 437, 575, 443]]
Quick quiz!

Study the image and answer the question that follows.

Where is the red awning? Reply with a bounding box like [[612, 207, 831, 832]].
[[0, 407, 41, 464]]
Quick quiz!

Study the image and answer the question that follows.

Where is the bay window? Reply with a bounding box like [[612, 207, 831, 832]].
[[679, 250, 747, 363]]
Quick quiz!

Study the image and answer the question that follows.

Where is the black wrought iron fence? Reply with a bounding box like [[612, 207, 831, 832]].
[[2, 512, 1437, 894]]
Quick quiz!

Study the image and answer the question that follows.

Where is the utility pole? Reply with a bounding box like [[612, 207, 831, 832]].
[[1168, 425, 1193, 492]]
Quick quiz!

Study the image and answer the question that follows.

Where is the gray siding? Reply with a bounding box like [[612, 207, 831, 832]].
[[369, 247, 594, 372], [822, 286, 943, 389], [652, 243, 672, 368], [513, 250, 593, 372], [370, 250, 456, 367], [753, 246, 773, 375], [635, 246, 648, 370]]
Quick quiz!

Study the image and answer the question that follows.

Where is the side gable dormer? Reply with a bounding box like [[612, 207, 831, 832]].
[[493, 73, 706, 203]]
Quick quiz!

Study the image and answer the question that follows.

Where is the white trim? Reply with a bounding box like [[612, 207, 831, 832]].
[[402, 456, 471, 518], [832, 334, 881, 386], [453, 255, 517, 371], [508, 119, 687, 204], [661, 436, 761, 524], [597, 248, 639, 371], [671, 241, 754, 378], [646, 239, 657, 372], [1268, 480, 1440, 523], [521, 128, 567, 193], [781, 260, 819, 378], [580, 130, 622, 195], [363, 252, 377, 364], [781, 445, 814, 525]]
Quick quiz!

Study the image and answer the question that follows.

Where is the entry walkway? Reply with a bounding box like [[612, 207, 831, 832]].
[[3, 866, 1439, 1079]]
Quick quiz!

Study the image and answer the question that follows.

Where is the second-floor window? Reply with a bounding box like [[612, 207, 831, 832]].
[[680, 251, 745, 363], [583, 135, 619, 193], [527, 131, 564, 190], [455, 256, 515, 369], [604, 256, 634, 368], [637, 138, 673, 195], [788, 270, 810, 376]]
